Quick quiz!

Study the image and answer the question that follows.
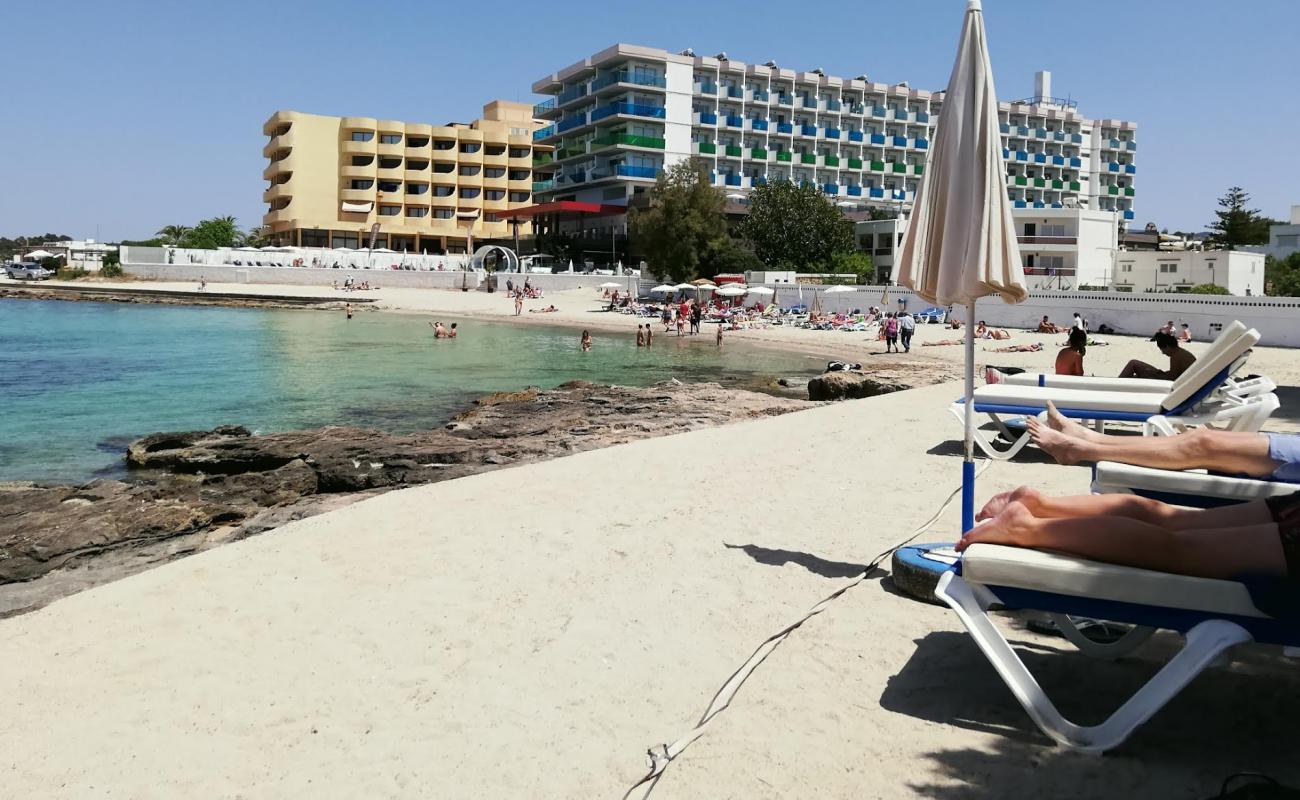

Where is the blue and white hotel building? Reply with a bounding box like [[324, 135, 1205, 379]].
[[529, 44, 1137, 226]]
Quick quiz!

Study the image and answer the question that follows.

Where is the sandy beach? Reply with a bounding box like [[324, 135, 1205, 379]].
[[3, 277, 1299, 797]]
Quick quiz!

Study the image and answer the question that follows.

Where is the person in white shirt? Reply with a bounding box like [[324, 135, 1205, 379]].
[[1072, 312, 1086, 332], [898, 311, 916, 352]]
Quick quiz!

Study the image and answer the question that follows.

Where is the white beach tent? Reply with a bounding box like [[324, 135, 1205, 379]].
[[892, 0, 1026, 531], [24, 249, 56, 260]]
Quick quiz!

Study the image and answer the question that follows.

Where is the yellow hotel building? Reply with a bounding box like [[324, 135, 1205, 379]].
[[261, 101, 551, 253]]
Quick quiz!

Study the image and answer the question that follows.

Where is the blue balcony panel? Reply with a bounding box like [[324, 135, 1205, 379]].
[[1032, 153, 1047, 163], [1013, 200, 1027, 208], [892, 136, 908, 147], [1124, 164, 1136, 174], [1069, 157, 1082, 168], [1107, 162, 1120, 172], [777, 122, 794, 134], [916, 111, 930, 122], [847, 185, 862, 196], [1072, 133, 1084, 143], [822, 183, 839, 194], [1000, 123, 1010, 133], [533, 126, 555, 141], [893, 109, 909, 120], [800, 124, 818, 136], [616, 165, 659, 179], [1002, 148, 1010, 158], [725, 115, 744, 128], [699, 111, 718, 125], [1051, 155, 1065, 165], [872, 106, 887, 117], [1033, 201, 1045, 208], [1051, 203, 1063, 208], [870, 133, 886, 145], [848, 130, 864, 142], [557, 85, 588, 105], [1016, 126, 1030, 136], [915, 138, 929, 149], [699, 82, 718, 95], [556, 114, 587, 133], [725, 174, 742, 186], [824, 127, 841, 139], [1123, 210, 1136, 220], [726, 86, 743, 98], [869, 187, 885, 198], [1014, 151, 1028, 162], [892, 190, 907, 200], [802, 97, 817, 108], [750, 119, 768, 131], [827, 99, 842, 111], [1127, 141, 1137, 151]]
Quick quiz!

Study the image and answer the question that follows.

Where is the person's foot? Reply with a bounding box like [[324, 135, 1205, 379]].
[[1044, 401, 1104, 443], [1027, 417, 1090, 465], [977, 486, 1042, 521], [958, 500, 1038, 551]]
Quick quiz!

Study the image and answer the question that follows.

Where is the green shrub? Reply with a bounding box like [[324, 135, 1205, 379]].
[[100, 251, 123, 277], [1186, 283, 1229, 295], [55, 267, 89, 280]]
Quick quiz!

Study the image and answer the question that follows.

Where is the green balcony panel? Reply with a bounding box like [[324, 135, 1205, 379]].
[[870, 160, 885, 171], [776, 150, 792, 162], [1051, 179, 1064, 189], [751, 147, 768, 159], [1014, 176, 1027, 186], [1069, 181, 1081, 191], [1108, 185, 1119, 195], [891, 163, 906, 173], [698, 142, 717, 154], [1032, 178, 1046, 188], [913, 164, 924, 175], [800, 153, 816, 164], [1124, 187, 1135, 196], [848, 157, 863, 169], [591, 133, 666, 149], [725, 145, 743, 157], [824, 155, 840, 166]]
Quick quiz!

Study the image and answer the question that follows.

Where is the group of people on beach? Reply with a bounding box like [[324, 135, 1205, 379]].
[[332, 278, 376, 292]]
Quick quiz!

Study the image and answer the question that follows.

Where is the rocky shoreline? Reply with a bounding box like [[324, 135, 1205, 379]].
[[0, 282, 359, 309], [0, 380, 814, 616]]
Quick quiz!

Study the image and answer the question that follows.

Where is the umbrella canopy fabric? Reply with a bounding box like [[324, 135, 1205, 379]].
[[824, 285, 856, 294], [651, 285, 676, 293], [599, 282, 623, 288], [890, 0, 1027, 534], [690, 279, 716, 287], [673, 283, 696, 290], [892, 0, 1025, 308], [24, 249, 56, 260], [746, 286, 775, 296], [715, 285, 747, 297]]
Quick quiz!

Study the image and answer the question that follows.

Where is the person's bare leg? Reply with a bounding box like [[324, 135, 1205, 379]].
[[959, 501, 1286, 580], [1029, 424, 1280, 476], [1044, 401, 1108, 443], [980, 486, 1274, 530], [1120, 360, 1162, 379]]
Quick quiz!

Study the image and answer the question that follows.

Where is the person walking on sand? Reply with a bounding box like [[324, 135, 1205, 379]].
[[636, 324, 646, 348], [883, 312, 899, 353], [676, 307, 686, 337], [198, 276, 207, 292], [716, 323, 724, 348], [514, 292, 523, 316], [661, 304, 672, 332], [691, 302, 702, 335], [581, 330, 592, 352], [898, 310, 915, 352]]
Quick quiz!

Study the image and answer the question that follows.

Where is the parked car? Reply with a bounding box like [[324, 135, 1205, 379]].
[[914, 306, 947, 324], [4, 262, 53, 280]]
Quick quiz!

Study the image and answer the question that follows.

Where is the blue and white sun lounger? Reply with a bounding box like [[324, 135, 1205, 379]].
[[935, 544, 1299, 753], [1092, 460, 1299, 509], [954, 327, 1273, 460]]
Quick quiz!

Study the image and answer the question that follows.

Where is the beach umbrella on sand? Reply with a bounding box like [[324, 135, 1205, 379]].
[[824, 285, 856, 294], [746, 286, 774, 296], [24, 249, 56, 260], [715, 285, 747, 297], [651, 284, 676, 293], [673, 283, 695, 291], [600, 281, 622, 289], [892, 0, 1026, 532]]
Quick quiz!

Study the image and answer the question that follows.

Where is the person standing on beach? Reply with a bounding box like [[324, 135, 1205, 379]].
[[676, 308, 686, 337], [514, 292, 523, 316], [581, 330, 592, 352], [661, 304, 672, 332], [883, 313, 899, 353], [691, 303, 702, 335], [345, 302, 353, 320], [898, 311, 915, 353], [716, 322, 724, 348]]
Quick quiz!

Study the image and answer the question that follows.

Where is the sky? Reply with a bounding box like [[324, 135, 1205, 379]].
[[2, 0, 1297, 241]]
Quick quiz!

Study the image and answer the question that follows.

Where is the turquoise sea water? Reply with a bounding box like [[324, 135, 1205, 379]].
[[0, 299, 821, 482]]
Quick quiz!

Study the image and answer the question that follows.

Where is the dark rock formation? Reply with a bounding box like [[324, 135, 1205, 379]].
[[0, 381, 812, 615], [807, 370, 908, 401]]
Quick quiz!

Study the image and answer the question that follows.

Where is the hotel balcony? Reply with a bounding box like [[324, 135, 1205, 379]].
[[556, 84, 589, 107], [339, 188, 372, 203], [694, 142, 717, 155], [747, 118, 768, 131], [590, 102, 665, 122], [697, 82, 718, 95], [847, 130, 864, 142], [724, 174, 742, 186], [615, 165, 658, 179], [799, 124, 818, 138], [750, 147, 769, 160], [822, 182, 840, 195], [724, 115, 743, 128], [591, 70, 667, 94], [340, 139, 375, 157], [824, 127, 841, 140], [590, 132, 665, 150], [776, 122, 794, 135], [533, 97, 558, 117], [532, 179, 554, 192], [261, 130, 295, 159], [556, 113, 588, 133], [694, 111, 718, 126], [823, 154, 840, 167], [1018, 235, 1078, 248], [723, 145, 743, 158], [533, 126, 556, 141], [403, 167, 430, 182], [262, 183, 292, 203], [775, 150, 792, 162], [846, 185, 863, 196], [339, 161, 375, 180], [799, 153, 816, 165]]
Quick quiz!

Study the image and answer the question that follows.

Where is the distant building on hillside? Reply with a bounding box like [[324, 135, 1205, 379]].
[[1262, 205, 1300, 261], [39, 239, 118, 271], [1112, 250, 1264, 295]]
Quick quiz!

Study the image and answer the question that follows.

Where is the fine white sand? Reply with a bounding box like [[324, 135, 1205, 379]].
[[1, 379, 1298, 798]]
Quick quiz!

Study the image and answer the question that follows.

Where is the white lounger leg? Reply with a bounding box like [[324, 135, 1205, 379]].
[[935, 571, 1253, 754], [948, 403, 1034, 461], [1048, 613, 1156, 660]]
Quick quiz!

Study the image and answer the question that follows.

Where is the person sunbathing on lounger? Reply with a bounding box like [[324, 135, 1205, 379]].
[[1026, 400, 1300, 481], [1119, 332, 1196, 380], [990, 342, 1043, 353], [956, 484, 1297, 582], [923, 339, 965, 346], [975, 321, 1011, 340]]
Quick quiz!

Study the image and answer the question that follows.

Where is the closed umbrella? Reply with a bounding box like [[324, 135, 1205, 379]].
[[892, 0, 1027, 532]]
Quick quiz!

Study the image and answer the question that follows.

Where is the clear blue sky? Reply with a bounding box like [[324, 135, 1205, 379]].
[[2, 0, 1296, 240]]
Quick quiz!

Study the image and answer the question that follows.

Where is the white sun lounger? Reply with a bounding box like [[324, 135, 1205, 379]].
[[954, 327, 1274, 460], [935, 544, 1299, 753], [1092, 460, 1299, 508]]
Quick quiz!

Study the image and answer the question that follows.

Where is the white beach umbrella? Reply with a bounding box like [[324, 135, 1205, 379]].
[[567, 259, 574, 273], [651, 284, 676, 293], [24, 249, 56, 260], [673, 283, 696, 291], [715, 285, 747, 297], [600, 281, 622, 289], [824, 285, 856, 293], [746, 286, 774, 296], [891, 0, 1027, 532]]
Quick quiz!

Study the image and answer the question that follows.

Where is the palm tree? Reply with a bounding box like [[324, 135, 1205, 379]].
[[156, 224, 190, 245]]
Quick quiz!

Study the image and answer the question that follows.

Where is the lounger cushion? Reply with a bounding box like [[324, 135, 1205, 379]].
[[962, 544, 1268, 618], [972, 384, 1165, 414], [1093, 461, 1300, 500], [1003, 374, 1171, 393], [1162, 328, 1259, 411]]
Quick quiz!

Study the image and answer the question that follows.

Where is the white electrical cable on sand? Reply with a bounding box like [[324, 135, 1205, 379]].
[[621, 461, 993, 800]]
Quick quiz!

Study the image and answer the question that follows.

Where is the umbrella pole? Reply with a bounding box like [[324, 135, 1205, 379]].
[[962, 299, 977, 533]]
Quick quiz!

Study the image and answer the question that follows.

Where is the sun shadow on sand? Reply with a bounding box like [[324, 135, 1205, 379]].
[[723, 543, 869, 579], [880, 629, 1300, 797], [926, 439, 1060, 465]]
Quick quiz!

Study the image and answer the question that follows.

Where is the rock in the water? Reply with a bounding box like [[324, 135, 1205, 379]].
[[807, 371, 907, 401]]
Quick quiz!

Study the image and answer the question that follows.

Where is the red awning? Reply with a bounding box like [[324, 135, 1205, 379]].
[[496, 201, 629, 220]]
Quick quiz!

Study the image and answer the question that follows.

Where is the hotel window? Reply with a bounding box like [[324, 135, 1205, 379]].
[[406, 136, 429, 147], [379, 205, 401, 216], [350, 131, 374, 142], [379, 134, 402, 144], [433, 209, 454, 219], [508, 169, 529, 181], [406, 208, 428, 218], [509, 127, 528, 136], [433, 139, 455, 150], [432, 186, 454, 197], [349, 179, 374, 190], [509, 147, 529, 158], [509, 191, 529, 203], [377, 181, 400, 193], [378, 157, 402, 169], [1160, 263, 1178, 273], [331, 232, 359, 249], [406, 160, 428, 170], [350, 155, 374, 166], [484, 167, 506, 178], [485, 145, 506, 156], [460, 142, 481, 154], [459, 165, 481, 176], [459, 188, 481, 199], [406, 184, 428, 195], [301, 229, 328, 248], [485, 190, 506, 201]]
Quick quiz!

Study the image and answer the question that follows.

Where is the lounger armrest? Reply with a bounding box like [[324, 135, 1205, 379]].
[[1093, 460, 1298, 502]]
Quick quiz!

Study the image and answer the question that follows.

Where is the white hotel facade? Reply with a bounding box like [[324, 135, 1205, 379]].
[[530, 44, 1138, 219]]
